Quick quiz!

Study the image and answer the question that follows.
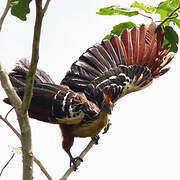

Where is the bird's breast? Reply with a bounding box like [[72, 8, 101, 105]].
[[71, 111, 108, 138]]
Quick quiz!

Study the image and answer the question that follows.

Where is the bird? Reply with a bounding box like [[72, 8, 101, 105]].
[[3, 22, 175, 169]]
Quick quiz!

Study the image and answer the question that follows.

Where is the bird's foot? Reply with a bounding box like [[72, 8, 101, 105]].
[[92, 135, 100, 145], [70, 156, 83, 171]]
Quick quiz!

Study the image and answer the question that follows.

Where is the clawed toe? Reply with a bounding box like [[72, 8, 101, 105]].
[[70, 156, 83, 171], [92, 135, 100, 144]]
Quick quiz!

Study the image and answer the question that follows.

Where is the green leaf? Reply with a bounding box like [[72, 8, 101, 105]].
[[157, 0, 174, 13], [97, 5, 138, 17], [111, 22, 136, 36], [104, 34, 112, 40], [164, 26, 179, 52], [172, 18, 180, 28], [131, 1, 156, 13], [170, 0, 180, 7], [10, 0, 32, 20], [156, 0, 180, 26], [103, 123, 112, 134], [104, 22, 136, 40]]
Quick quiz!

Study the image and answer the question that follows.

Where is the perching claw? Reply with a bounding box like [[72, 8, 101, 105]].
[[92, 135, 100, 145], [67, 151, 83, 171]]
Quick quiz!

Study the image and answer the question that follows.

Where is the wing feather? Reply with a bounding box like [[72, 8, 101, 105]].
[[102, 39, 120, 66], [121, 29, 134, 65], [131, 27, 139, 65], [61, 23, 175, 108], [110, 36, 127, 65]]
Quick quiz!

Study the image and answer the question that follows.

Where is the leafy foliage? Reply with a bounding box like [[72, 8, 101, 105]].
[[156, 0, 180, 26], [131, 1, 156, 13], [10, 0, 32, 20], [172, 18, 180, 28], [104, 22, 136, 40], [97, 6, 138, 17], [97, 0, 180, 52], [164, 26, 179, 52]]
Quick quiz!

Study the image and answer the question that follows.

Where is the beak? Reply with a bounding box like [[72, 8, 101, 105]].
[[102, 93, 114, 114], [103, 102, 112, 114]]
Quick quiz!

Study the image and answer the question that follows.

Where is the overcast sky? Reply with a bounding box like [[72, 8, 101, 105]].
[[0, 0, 180, 180]]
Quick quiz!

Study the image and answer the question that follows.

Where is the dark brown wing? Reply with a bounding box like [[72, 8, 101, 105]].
[[61, 23, 175, 107], [4, 60, 100, 124]]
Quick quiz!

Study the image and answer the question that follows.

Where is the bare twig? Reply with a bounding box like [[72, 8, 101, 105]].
[[0, 0, 10, 31], [42, 0, 51, 14], [60, 139, 97, 180], [0, 114, 53, 180], [157, 5, 180, 28], [0, 115, 20, 138], [0, 153, 15, 177], [5, 107, 14, 119], [34, 157, 53, 180], [138, 12, 153, 21]]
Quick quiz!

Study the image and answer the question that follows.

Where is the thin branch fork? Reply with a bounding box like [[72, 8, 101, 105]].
[[0, 115, 53, 180], [43, 0, 51, 14]]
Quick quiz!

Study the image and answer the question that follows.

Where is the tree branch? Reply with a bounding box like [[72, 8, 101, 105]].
[[21, 0, 43, 115], [1, 0, 52, 178], [34, 157, 53, 180], [0, 60, 33, 179], [19, 1, 43, 178], [0, 153, 15, 177], [0, 0, 10, 31], [42, 0, 51, 14], [60, 139, 97, 180], [138, 12, 153, 21], [0, 114, 20, 138]]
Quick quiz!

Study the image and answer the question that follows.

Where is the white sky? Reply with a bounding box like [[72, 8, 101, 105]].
[[0, 0, 180, 180]]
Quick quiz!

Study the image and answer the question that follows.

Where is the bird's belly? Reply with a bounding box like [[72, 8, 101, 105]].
[[71, 111, 108, 138]]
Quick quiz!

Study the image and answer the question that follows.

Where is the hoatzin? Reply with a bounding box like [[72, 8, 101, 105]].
[[3, 22, 175, 169]]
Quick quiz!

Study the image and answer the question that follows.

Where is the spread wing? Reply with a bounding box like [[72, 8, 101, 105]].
[[4, 60, 100, 125], [61, 23, 175, 107]]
